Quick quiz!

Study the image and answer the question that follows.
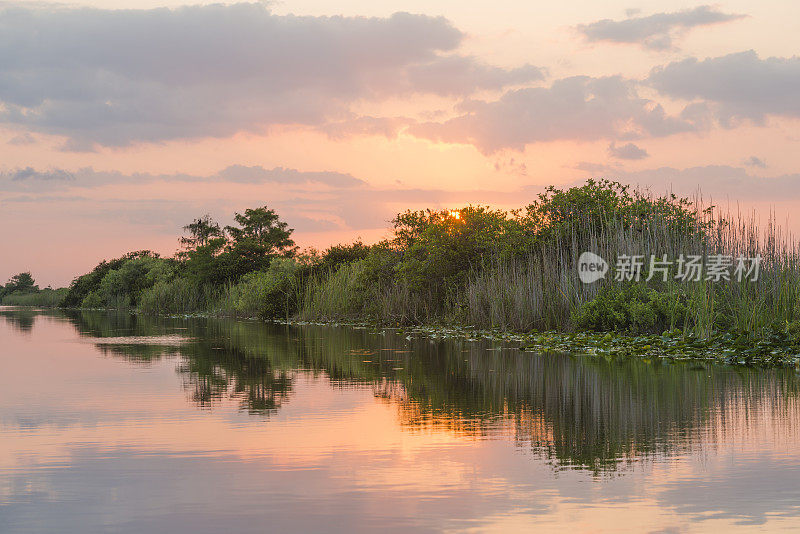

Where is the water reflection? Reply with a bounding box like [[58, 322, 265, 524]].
[[0, 306, 39, 333], [4, 308, 800, 532], [6, 308, 794, 474]]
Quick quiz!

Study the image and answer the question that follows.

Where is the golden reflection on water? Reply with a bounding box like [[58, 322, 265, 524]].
[[1, 307, 800, 532]]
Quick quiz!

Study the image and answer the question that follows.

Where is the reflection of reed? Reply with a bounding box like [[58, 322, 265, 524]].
[[60, 310, 800, 472], [387, 341, 800, 472]]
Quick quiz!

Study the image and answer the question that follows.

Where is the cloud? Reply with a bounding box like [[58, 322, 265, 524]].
[[608, 141, 649, 160], [648, 51, 800, 124], [572, 161, 619, 173], [320, 116, 413, 140], [743, 156, 767, 169], [215, 165, 364, 187], [577, 6, 745, 50], [7, 132, 35, 145], [404, 56, 544, 95], [0, 165, 363, 192], [0, 3, 540, 147], [3, 167, 75, 183], [593, 165, 800, 201], [410, 76, 695, 153]]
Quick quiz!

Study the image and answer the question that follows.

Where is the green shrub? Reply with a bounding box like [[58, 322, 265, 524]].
[[81, 291, 104, 309], [61, 251, 161, 307], [216, 257, 300, 319], [573, 284, 690, 334]]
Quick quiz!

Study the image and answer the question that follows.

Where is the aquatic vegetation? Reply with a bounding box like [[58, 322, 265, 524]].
[[55, 180, 800, 366]]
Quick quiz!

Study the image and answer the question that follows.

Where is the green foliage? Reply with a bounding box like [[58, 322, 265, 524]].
[[179, 214, 223, 252], [523, 179, 710, 241], [315, 241, 372, 273], [392, 206, 521, 293], [178, 207, 297, 284], [573, 284, 690, 334], [3, 272, 38, 294], [62, 251, 160, 307], [224, 206, 297, 276], [70, 253, 174, 310], [215, 258, 301, 319], [301, 259, 369, 321], [54, 180, 800, 362]]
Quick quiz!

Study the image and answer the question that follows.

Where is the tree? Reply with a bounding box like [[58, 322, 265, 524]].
[[224, 206, 296, 276], [225, 207, 295, 253], [5, 272, 38, 293], [180, 214, 223, 251]]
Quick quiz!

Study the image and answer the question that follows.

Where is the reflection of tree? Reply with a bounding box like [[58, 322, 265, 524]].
[[59, 310, 800, 472], [177, 344, 293, 415], [64, 311, 295, 415], [0, 308, 39, 333]]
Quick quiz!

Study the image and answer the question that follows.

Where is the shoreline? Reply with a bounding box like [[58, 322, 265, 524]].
[[41, 306, 800, 368]]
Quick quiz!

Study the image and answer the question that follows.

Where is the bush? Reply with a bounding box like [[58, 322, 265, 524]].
[[60, 250, 166, 308], [81, 291, 104, 309], [573, 284, 690, 334], [392, 206, 521, 294], [215, 258, 300, 319]]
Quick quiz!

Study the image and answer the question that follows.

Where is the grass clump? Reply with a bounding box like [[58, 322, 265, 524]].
[[573, 285, 690, 334]]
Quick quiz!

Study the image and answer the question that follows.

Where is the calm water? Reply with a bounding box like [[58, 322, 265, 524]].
[[1, 308, 800, 533]]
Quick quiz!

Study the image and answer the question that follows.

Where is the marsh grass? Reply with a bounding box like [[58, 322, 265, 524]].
[[138, 278, 214, 315], [1, 288, 68, 307], [300, 194, 800, 345], [464, 203, 800, 339], [300, 261, 368, 321]]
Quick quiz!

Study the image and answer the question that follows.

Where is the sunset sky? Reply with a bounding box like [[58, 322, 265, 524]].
[[1, 0, 799, 286]]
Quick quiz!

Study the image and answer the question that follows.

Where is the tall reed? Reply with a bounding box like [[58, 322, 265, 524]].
[[464, 202, 800, 337]]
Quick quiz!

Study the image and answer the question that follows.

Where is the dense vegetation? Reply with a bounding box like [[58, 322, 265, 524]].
[[48, 180, 800, 363], [0, 272, 67, 306]]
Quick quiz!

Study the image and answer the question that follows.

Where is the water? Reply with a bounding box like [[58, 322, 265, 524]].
[[1, 308, 800, 533]]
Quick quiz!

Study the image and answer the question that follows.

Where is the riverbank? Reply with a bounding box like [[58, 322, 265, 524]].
[[43, 180, 800, 368], [106, 307, 800, 367]]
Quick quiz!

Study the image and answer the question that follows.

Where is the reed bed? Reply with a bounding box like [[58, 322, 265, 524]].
[[301, 196, 800, 345], [464, 204, 800, 338]]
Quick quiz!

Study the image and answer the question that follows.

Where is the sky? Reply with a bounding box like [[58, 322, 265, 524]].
[[1, 0, 799, 286]]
